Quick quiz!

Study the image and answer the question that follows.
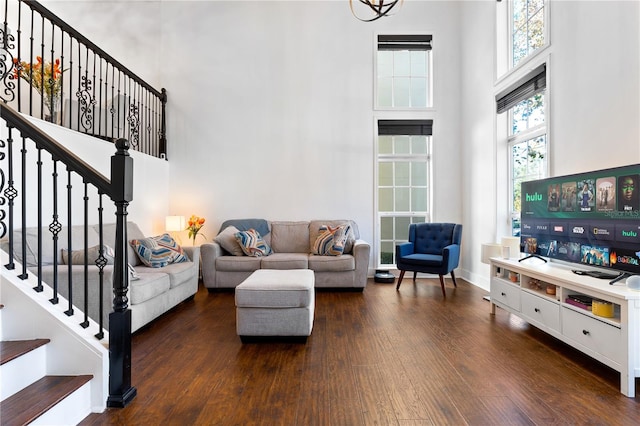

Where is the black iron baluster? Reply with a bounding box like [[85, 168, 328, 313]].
[[109, 65, 115, 139], [18, 136, 27, 279], [48, 22, 54, 122], [68, 35, 73, 131], [80, 183, 89, 328], [95, 193, 104, 340], [127, 79, 139, 149], [0, 125, 6, 239], [27, 9, 33, 116], [39, 16, 44, 120], [3, 125, 15, 269], [98, 56, 103, 137], [64, 169, 73, 316], [49, 159, 60, 304], [59, 29, 65, 127], [116, 70, 121, 139], [33, 147, 43, 292], [75, 42, 80, 131]]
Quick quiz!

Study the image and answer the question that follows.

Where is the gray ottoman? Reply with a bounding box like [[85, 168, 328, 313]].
[[235, 269, 315, 342]]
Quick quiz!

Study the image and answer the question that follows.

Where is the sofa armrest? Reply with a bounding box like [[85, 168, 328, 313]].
[[182, 245, 201, 265], [352, 239, 371, 288], [201, 242, 223, 288]]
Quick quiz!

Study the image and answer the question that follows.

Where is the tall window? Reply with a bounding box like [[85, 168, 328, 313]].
[[511, 0, 546, 67], [376, 35, 432, 108], [496, 64, 547, 236], [497, 0, 547, 76], [377, 120, 432, 266]]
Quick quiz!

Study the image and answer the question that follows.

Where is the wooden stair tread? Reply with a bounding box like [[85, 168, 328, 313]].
[[0, 339, 51, 365], [0, 375, 93, 426]]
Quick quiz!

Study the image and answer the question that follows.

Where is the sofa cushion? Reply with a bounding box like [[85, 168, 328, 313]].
[[62, 244, 115, 265], [309, 220, 356, 254], [312, 224, 351, 256], [308, 254, 356, 272], [155, 260, 198, 288], [216, 256, 262, 272], [270, 221, 310, 253], [129, 272, 171, 305], [235, 229, 272, 257], [130, 234, 190, 268], [214, 225, 245, 256], [260, 253, 309, 269]]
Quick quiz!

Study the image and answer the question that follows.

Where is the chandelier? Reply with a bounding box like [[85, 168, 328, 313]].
[[350, 0, 404, 22]]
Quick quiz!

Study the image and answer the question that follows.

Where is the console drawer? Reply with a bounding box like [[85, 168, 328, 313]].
[[521, 291, 560, 332], [491, 279, 520, 312], [562, 307, 622, 364]]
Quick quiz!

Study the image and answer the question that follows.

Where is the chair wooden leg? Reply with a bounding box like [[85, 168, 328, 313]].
[[412, 271, 417, 282], [438, 275, 446, 298], [450, 270, 458, 287], [396, 270, 406, 290]]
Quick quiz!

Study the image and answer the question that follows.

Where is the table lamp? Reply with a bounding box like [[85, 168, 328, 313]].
[[481, 243, 503, 265], [165, 215, 186, 242]]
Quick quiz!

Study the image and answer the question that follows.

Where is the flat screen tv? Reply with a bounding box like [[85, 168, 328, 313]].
[[520, 163, 640, 282]]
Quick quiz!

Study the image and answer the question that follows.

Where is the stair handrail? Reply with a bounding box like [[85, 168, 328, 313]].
[[0, 102, 137, 407], [1, 0, 168, 158]]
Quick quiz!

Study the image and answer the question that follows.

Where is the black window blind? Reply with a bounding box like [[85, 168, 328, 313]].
[[378, 120, 433, 136], [496, 63, 546, 113], [378, 35, 432, 51]]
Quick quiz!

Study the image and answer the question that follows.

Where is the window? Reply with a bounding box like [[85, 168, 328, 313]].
[[377, 120, 431, 266], [496, 64, 547, 236], [496, 0, 547, 76], [511, 0, 546, 68], [376, 35, 432, 108]]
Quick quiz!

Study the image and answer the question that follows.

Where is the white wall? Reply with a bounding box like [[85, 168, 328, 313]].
[[459, 0, 496, 288], [41, 0, 640, 285], [158, 0, 464, 251]]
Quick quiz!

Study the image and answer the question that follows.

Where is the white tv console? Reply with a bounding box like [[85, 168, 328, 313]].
[[489, 257, 640, 397]]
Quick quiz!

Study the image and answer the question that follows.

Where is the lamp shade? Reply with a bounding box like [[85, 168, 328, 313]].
[[481, 243, 503, 264], [501, 236, 521, 259], [165, 215, 186, 232]]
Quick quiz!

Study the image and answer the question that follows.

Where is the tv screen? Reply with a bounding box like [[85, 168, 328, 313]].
[[520, 164, 640, 275]]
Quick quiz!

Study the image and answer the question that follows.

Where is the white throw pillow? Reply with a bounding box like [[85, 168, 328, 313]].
[[214, 225, 245, 256]]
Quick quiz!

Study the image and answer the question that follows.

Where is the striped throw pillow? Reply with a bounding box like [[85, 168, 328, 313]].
[[130, 233, 189, 268], [234, 229, 272, 257], [312, 224, 351, 256]]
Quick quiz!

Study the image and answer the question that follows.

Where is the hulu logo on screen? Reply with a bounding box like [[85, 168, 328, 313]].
[[525, 192, 543, 202]]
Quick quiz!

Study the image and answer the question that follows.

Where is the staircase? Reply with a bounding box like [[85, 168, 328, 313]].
[[0, 255, 109, 425]]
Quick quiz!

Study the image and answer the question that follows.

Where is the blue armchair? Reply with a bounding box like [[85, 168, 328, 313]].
[[395, 223, 462, 297]]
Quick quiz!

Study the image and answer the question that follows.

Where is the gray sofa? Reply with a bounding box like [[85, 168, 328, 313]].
[[201, 219, 370, 291], [0, 222, 199, 332]]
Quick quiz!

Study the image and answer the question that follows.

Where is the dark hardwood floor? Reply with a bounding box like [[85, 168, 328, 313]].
[[80, 277, 640, 425]]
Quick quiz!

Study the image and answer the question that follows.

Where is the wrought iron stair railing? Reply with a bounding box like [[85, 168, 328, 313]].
[[0, 0, 167, 159], [0, 103, 136, 407]]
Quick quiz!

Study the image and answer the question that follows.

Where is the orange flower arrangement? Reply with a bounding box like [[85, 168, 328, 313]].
[[13, 56, 65, 117], [186, 215, 206, 245]]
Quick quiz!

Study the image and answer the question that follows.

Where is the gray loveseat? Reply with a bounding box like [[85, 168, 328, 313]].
[[201, 219, 370, 291], [1, 222, 199, 332]]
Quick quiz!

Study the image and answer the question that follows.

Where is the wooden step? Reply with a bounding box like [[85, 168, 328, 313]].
[[0, 339, 50, 365], [0, 375, 93, 426]]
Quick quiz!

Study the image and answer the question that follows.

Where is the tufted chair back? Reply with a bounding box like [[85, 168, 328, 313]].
[[410, 223, 462, 255]]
